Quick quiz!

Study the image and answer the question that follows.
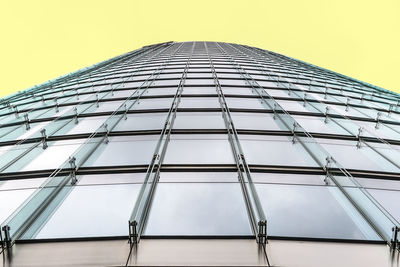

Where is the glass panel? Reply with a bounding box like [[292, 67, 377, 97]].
[[64, 116, 107, 135], [231, 112, 281, 131], [256, 183, 380, 240], [275, 99, 311, 113], [367, 189, 400, 222], [292, 115, 350, 135], [221, 87, 253, 96], [159, 172, 237, 183], [164, 134, 235, 164], [35, 183, 141, 238], [318, 139, 398, 172], [134, 98, 173, 110], [89, 100, 124, 113], [240, 135, 318, 167], [225, 98, 264, 109], [0, 178, 47, 191], [0, 189, 35, 223], [251, 173, 325, 186], [182, 87, 217, 95], [143, 88, 177, 96], [173, 112, 225, 129], [356, 178, 400, 191], [77, 173, 145, 185], [114, 113, 167, 131], [144, 183, 252, 235], [179, 97, 220, 108], [20, 139, 84, 172], [83, 136, 158, 167]]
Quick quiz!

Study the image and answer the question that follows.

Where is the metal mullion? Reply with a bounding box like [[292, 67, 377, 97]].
[[126, 42, 193, 263], [217, 42, 400, 249], [205, 42, 268, 247]]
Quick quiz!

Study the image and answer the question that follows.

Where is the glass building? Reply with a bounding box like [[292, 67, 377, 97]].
[[1, 41, 400, 266]]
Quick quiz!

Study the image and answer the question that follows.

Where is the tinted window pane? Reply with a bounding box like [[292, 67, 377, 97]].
[[144, 183, 252, 236]]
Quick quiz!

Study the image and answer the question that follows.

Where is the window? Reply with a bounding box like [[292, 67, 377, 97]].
[[255, 183, 380, 240], [144, 182, 252, 236], [164, 134, 235, 164], [174, 112, 225, 129], [83, 136, 158, 167], [240, 135, 318, 167]]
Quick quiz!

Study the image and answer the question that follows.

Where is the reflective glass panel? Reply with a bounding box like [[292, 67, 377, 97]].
[[144, 183, 252, 235]]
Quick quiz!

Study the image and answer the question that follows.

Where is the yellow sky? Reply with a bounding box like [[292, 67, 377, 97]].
[[1, 0, 399, 98]]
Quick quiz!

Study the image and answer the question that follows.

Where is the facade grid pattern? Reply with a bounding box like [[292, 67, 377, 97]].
[[0, 41, 400, 266]]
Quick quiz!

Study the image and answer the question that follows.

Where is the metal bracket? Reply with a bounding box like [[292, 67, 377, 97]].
[[103, 123, 109, 144], [54, 98, 59, 113], [69, 157, 77, 185], [345, 97, 350, 111], [324, 106, 329, 124], [272, 103, 277, 120], [1, 225, 11, 251], [388, 104, 393, 116], [124, 104, 128, 120], [324, 156, 334, 185], [24, 113, 30, 130], [96, 94, 99, 108], [13, 105, 19, 118], [356, 127, 363, 149], [73, 107, 79, 124], [375, 112, 381, 129], [258, 220, 267, 244], [128, 220, 138, 245], [391, 226, 399, 251], [40, 129, 48, 149], [291, 122, 297, 144]]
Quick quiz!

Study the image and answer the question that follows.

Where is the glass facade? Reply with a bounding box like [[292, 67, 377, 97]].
[[1, 41, 400, 263]]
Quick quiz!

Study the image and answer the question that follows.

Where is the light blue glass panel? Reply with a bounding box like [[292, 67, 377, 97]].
[[143, 88, 177, 96], [134, 98, 173, 110], [144, 183, 252, 235], [221, 87, 253, 96], [179, 97, 220, 108], [256, 183, 380, 240], [251, 173, 325, 186], [293, 115, 350, 136], [64, 116, 107, 135], [319, 139, 398, 172], [19, 139, 84, 172], [0, 189, 35, 223], [182, 87, 216, 95], [240, 135, 318, 167], [367, 189, 400, 222], [114, 113, 167, 131], [83, 136, 158, 167], [174, 112, 225, 129], [231, 112, 281, 131], [35, 183, 141, 238], [164, 135, 235, 164], [0, 178, 47, 191], [158, 172, 237, 182], [225, 98, 264, 109]]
